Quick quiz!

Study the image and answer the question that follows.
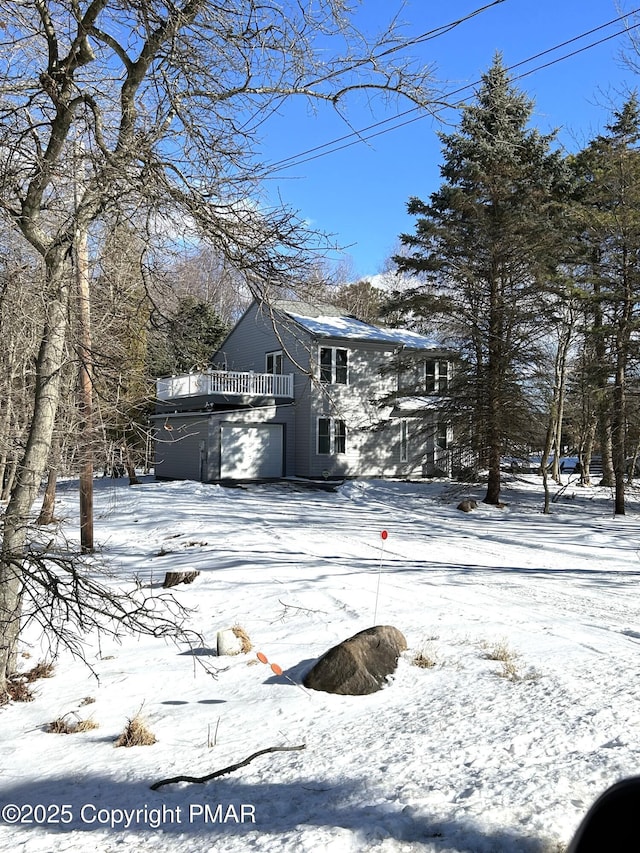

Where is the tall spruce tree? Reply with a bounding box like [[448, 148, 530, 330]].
[[571, 95, 640, 515], [150, 296, 229, 376], [393, 54, 569, 504]]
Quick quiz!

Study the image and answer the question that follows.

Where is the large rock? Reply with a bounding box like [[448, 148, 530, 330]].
[[303, 625, 407, 695]]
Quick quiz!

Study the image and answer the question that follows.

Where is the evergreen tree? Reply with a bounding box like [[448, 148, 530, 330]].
[[570, 95, 640, 514], [331, 279, 385, 324], [392, 54, 569, 504], [151, 296, 229, 376]]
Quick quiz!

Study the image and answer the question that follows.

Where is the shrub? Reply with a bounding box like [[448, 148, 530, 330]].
[[6, 679, 35, 703], [232, 625, 252, 653], [115, 715, 157, 747], [483, 641, 516, 663], [46, 715, 99, 734]]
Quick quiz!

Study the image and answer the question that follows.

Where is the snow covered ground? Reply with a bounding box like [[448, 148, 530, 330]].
[[2, 474, 640, 852]]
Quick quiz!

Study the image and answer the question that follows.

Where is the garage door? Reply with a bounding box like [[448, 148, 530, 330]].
[[220, 424, 284, 480]]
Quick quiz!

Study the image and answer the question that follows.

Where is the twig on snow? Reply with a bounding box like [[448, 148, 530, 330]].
[[150, 744, 306, 790]]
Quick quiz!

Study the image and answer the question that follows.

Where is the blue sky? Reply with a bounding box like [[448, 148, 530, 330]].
[[259, 0, 640, 279]]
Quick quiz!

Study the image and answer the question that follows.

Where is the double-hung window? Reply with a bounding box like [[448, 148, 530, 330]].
[[436, 421, 449, 450], [317, 418, 346, 454], [319, 347, 348, 384], [425, 359, 449, 393], [265, 350, 283, 374]]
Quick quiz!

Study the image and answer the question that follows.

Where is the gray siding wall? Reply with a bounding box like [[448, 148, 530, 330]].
[[154, 414, 210, 481], [208, 304, 446, 480], [213, 302, 312, 376]]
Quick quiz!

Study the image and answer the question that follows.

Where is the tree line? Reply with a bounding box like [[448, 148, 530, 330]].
[[388, 53, 640, 515]]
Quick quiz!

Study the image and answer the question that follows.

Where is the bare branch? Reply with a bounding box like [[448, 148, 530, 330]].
[[10, 534, 197, 672], [150, 744, 307, 791]]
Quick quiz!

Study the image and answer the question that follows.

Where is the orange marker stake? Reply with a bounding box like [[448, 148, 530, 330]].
[[257, 651, 283, 676], [373, 529, 388, 624], [256, 651, 308, 696]]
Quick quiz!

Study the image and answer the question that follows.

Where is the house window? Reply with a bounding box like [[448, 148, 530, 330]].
[[319, 347, 348, 384], [400, 419, 409, 462], [266, 351, 283, 374], [436, 421, 449, 450], [317, 417, 346, 454], [425, 359, 449, 393]]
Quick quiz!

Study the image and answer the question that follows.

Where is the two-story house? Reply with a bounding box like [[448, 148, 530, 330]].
[[152, 299, 453, 482]]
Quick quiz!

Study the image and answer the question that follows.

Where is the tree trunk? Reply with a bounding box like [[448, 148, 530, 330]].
[[611, 343, 629, 516], [75, 154, 94, 554], [485, 452, 502, 504], [1, 457, 18, 503], [542, 462, 551, 514], [125, 447, 141, 486], [545, 311, 573, 484], [0, 396, 11, 494], [0, 254, 70, 699], [597, 407, 615, 487], [37, 430, 62, 525], [540, 416, 554, 480], [483, 268, 503, 507], [579, 419, 596, 487]]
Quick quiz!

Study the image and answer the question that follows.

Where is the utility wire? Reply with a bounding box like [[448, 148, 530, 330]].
[[266, 7, 640, 174], [309, 0, 510, 90], [363, 0, 509, 56], [237, 0, 509, 136], [290, 21, 640, 166]]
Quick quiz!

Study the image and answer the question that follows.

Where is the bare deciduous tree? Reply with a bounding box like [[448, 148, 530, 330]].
[[0, 0, 437, 698]]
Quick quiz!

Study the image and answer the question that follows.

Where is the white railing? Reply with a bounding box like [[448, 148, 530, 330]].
[[156, 370, 294, 401]]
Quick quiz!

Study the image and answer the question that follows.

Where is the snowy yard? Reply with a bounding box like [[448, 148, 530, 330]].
[[1, 474, 640, 852]]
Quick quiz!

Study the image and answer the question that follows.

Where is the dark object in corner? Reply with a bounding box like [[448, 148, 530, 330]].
[[567, 776, 640, 853]]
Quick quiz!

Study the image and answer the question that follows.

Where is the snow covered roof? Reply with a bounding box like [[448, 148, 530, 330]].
[[277, 301, 442, 351]]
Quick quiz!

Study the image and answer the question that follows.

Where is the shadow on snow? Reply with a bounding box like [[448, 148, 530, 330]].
[[1, 774, 555, 852]]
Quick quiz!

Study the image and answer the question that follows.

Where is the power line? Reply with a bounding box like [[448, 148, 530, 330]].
[[237, 0, 509, 136], [263, 0, 511, 172], [368, 0, 509, 55], [266, 7, 640, 175], [288, 21, 640, 167], [309, 0, 510, 89]]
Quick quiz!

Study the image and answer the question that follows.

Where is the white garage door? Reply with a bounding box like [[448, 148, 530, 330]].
[[220, 424, 283, 480]]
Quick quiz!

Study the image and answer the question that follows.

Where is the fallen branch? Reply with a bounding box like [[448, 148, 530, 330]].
[[150, 744, 306, 791]]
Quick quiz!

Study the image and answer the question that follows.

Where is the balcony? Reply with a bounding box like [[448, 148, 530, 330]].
[[156, 370, 294, 401]]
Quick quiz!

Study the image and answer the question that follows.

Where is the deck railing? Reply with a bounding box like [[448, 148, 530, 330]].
[[156, 370, 294, 401]]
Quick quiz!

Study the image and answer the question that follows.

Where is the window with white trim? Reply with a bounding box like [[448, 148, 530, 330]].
[[425, 358, 449, 393], [436, 421, 449, 450], [400, 419, 409, 462], [265, 350, 283, 374], [319, 346, 348, 384], [317, 417, 346, 454]]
